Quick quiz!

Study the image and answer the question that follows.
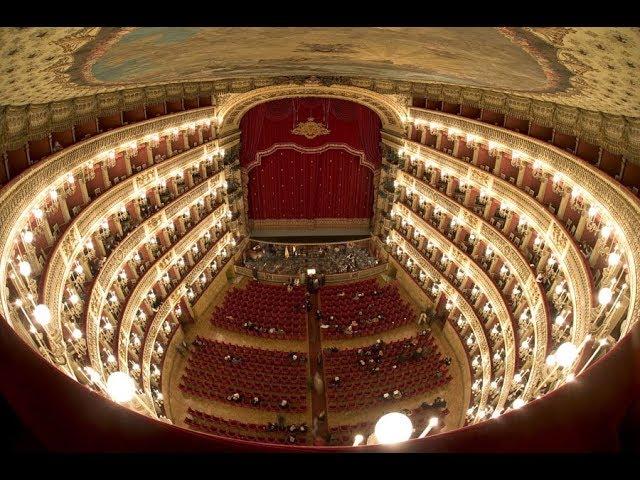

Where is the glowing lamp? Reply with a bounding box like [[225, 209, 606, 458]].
[[512, 398, 526, 409], [607, 252, 621, 267], [555, 342, 578, 368], [598, 287, 613, 306], [85, 367, 101, 383], [33, 304, 51, 326], [18, 260, 32, 277], [374, 412, 413, 445], [106, 371, 136, 403]]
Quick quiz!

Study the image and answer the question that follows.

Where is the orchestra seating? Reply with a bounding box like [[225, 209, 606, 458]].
[[319, 279, 415, 338], [185, 407, 310, 445], [323, 332, 452, 411], [210, 281, 307, 339], [179, 337, 309, 412]]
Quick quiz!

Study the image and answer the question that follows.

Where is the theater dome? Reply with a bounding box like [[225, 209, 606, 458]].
[[1, 27, 639, 453]]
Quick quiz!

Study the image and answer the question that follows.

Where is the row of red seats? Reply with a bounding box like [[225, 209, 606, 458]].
[[184, 416, 309, 444], [319, 280, 416, 339], [191, 337, 307, 361], [320, 278, 379, 295], [325, 376, 451, 411], [210, 281, 307, 339], [322, 336, 451, 411], [179, 382, 308, 413], [180, 338, 308, 413]]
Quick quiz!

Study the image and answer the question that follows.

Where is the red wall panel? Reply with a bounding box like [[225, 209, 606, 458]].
[[28, 137, 51, 162], [123, 106, 146, 124], [7, 147, 29, 178]]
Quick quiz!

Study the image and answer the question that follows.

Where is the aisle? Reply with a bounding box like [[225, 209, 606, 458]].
[[306, 292, 330, 443]]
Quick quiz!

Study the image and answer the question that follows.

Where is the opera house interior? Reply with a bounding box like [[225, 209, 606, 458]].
[[1, 26, 639, 454]]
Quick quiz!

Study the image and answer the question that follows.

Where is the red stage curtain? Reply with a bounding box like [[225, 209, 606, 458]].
[[248, 148, 374, 219], [240, 97, 381, 221]]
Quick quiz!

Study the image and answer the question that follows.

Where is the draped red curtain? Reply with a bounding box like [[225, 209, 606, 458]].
[[240, 98, 381, 221], [248, 148, 374, 219]]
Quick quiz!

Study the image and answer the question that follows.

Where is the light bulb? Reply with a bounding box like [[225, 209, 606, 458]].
[[607, 252, 621, 267], [353, 434, 364, 447], [374, 412, 413, 445], [23, 230, 34, 243], [546, 354, 557, 367], [512, 398, 526, 409], [18, 260, 32, 277], [33, 304, 51, 326], [72, 328, 82, 340], [106, 371, 136, 403], [555, 342, 578, 368], [598, 287, 613, 306], [85, 367, 101, 383]]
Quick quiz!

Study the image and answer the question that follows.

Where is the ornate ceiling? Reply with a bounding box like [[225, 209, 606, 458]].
[[0, 27, 639, 118]]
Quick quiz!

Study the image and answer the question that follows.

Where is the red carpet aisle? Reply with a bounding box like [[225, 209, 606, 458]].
[[306, 292, 330, 444]]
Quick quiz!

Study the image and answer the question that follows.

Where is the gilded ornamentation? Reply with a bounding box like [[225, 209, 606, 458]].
[[389, 229, 492, 417], [291, 117, 330, 139]]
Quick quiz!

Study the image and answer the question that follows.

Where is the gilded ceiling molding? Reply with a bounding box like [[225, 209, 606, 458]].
[[215, 82, 407, 135], [388, 229, 492, 420], [408, 89, 640, 164], [406, 111, 640, 339], [3, 75, 639, 163], [1, 86, 217, 151]]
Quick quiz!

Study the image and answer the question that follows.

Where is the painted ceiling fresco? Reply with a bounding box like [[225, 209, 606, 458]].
[[0, 27, 638, 117]]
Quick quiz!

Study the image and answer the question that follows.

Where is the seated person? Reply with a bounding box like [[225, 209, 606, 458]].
[[227, 392, 241, 403]]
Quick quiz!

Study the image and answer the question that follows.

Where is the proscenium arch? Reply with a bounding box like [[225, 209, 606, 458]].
[[216, 84, 408, 135]]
